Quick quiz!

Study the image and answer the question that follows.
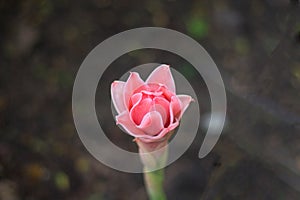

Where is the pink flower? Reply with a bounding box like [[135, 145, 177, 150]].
[[111, 64, 193, 144]]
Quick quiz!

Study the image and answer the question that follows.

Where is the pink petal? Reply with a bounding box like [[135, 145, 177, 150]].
[[153, 97, 170, 126], [129, 93, 142, 110], [162, 120, 179, 136], [146, 64, 176, 93], [116, 111, 145, 137], [124, 72, 145, 109], [132, 83, 160, 94], [111, 81, 126, 114], [130, 98, 152, 125], [169, 96, 181, 122], [141, 90, 163, 96], [160, 85, 175, 101], [177, 95, 193, 119], [139, 120, 179, 143], [137, 111, 164, 136]]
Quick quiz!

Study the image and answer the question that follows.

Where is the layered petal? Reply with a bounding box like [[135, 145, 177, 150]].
[[153, 97, 170, 126], [124, 72, 145, 109], [177, 95, 193, 119], [116, 111, 144, 137], [138, 120, 179, 143], [146, 64, 176, 93], [169, 96, 181, 122], [129, 93, 142, 110], [137, 111, 164, 136], [158, 120, 179, 138], [130, 98, 152, 125], [111, 81, 126, 114]]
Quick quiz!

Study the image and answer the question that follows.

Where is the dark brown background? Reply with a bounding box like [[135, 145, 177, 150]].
[[0, 0, 299, 199]]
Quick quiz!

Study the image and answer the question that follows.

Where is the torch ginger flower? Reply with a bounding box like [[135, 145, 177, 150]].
[[111, 64, 192, 143]]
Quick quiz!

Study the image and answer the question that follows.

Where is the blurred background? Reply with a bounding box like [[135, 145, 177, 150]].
[[1, 0, 300, 199]]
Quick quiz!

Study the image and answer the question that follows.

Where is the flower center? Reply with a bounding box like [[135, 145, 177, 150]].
[[129, 83, 175, 126]]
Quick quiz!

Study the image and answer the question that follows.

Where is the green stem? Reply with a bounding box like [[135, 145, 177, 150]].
[[144, 168, 167, 200]]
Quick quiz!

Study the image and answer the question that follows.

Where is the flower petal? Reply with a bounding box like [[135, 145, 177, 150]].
[[146, 64, 175, 93], [130, 98, 152, 125], [177, 95, 193, 119], [139, 120, 179, 142], [153, 97, 170, 126], [124, 72, 145, 109], [111, 81, 126, 114], [129, 93, 142, 110], [137, 111, 164, 136], [169, 96, 181, 122], [116, 111, 145, 137], [162, 120, 179, 136]]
